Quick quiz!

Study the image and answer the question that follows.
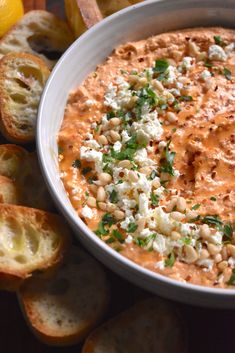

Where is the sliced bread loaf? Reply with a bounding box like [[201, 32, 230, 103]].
[[0, 53, 50, 143], [0, 144, 28, 179], [82, 297, 187, 353], [0, 10, 74, 69], [0, 204, 70, 290], [18, 246, 109, 346], [0, 175, 19, 204]]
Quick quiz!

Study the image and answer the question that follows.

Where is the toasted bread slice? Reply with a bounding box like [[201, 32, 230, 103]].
[[23, 1, 46, 12], [0, 144, 28, 179], [0, 53, 50, 143], [82, 297, 187, 353], [0, 145, 54, 210], [18, 246, 109, 346], [0, 204, 70, 290], [0, 175, 19, 204], [0, 10, 74, 69]]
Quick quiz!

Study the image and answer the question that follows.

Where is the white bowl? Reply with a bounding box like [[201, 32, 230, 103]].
[[37, 0, 235, 308]]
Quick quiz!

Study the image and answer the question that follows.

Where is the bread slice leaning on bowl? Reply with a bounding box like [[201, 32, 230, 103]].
[[18, 246, 109, 346], [0, 204, 71, 290]]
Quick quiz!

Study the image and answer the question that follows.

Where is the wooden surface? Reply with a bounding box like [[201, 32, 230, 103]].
[[0, 2, 234, 353]]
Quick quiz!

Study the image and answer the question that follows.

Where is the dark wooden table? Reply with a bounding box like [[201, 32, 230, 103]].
[[0, 1, 234, 352]]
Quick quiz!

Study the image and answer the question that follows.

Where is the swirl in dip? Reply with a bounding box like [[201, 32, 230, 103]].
[[58, 28, 235, 288]]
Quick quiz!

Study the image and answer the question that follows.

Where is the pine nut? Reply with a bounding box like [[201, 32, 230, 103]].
[[129, 170, 138, 182], [214, 253, 222, 263], [176, 197, 186, 213], [89, 184, 98, 194], [165, 198, 177, 212], [98, 202, 107, 211], [227, 244, 235, 258], [118, 160, 132, 168], [184, 245, 198, 263], [87, 196, 96, 208], [170, 211, 185, 221], [217, 260, 228, 271], [188, 41, 200, 56], [167, 58, 176, 66], [172, 50, 182, 61], [137, 77, 147, 87], [98, 172, 112, 185], [197, 51, 207, 61], [129, 75, 139, 84], [171, 231, 181, 241], [139, 167, 151, 175], [97, 186, 106, 201], [199, 249, 209, 260], [106, 203, 117, 212], [221, 247, 228, 260], [166, 112, 178, 123], [136, 218, 146, 232], [199, 224, 211, 239], [207, 243, 221, 256], [186, 210, 198, 220], [110, 130, 121, 142], [98, 135, 108, 145], [152, 179, 160, 188], [114, 210, 125, 220], [152, 80, 164, 92], [109, 117, 121, 127]]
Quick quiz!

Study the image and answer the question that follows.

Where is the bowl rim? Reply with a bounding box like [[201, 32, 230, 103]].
[[37, 0, 235, 300]]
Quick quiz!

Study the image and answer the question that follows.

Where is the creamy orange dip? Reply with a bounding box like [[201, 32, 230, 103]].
[[58, 28, 235, 288]]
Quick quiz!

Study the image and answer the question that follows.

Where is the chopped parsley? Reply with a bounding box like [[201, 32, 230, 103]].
[[201, 215, 223, 228], [164, 252, 175, 267], [160, 140, 176, 176], [192, 203, 201, 210], [223, 67, 232, 80], [149, 170, 158, 180], [226, 269, 235, 286], [102, 213, 116, 226], [151, 192, 159, 206], [106, 111, 115, 120], [72, 159, 81, 168], [214, 35, 224, 46], [112, 229, 124, 243], [179, 95, 193, 102], [134, 233, 157, 249], [204, 60, 213, 68], [95, 213, 116, 237], [127, 222, 138, 233], [210, 196, 217, 201], [109, 189, 118, 203], [223, 223, 233, 242], [180, 237, 191, 245], [111, 134, 146, 161], [201, 215, 233, 242], [154, 59, 169, 74], [82, 167, 92, 175]]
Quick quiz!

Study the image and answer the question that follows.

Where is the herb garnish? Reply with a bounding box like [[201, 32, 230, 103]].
[[154, 59, 169, 74], [160, 140, 176, 176], [226, 269, 235, 286], [192, 203, 201, 210], [111, 134, 146, 161], [149, 170, 158, 180], [134, 233, 157, 249], [151, 192, 159, 206], [82, 167, 92, 175], [72, 159, 81, 168], [223, 223, 233, 242], [179, 95, 193, 102], [223, 67, 232, 80], [202, 215, 223, 227], [164, 252, 175, 267], [210, 196, 217, 201], [180, 237, 191, 245], [127, 223, 138, 233], [213, 35, 225, 46], [95, 213, 117, 237], [201, 215, 233, 242], [109, 189, 118, 203], [112, 229, 124, 243]]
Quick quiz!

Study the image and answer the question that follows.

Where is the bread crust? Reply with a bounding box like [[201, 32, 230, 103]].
[[0, 52, 50, 143], [82, 298, 187, 353], [18, 247, 109, 346], [0, 204, 71, 290]]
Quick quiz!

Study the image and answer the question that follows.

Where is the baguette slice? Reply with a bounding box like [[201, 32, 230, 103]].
[[0, 145, 54, 210], [0, 10, 74, 69], [0, 144, 28, 179], [18, 246, 109, 346], [0, 175, 19, 204], [82, 297, 187, 353], [0, 53, 50, 143], [0, 204, 70, 290]]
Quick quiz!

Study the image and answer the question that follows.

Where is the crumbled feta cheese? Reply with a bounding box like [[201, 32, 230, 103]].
[[210, 231, 223, 245], [121, 130, 130, 143], [84, 139, 100, 149], [225, 43, 234, 55], [80, 146, 102, 163], [182, 56, 193, 70], [139, 228, 153, 238], [208, 44, 227, 61], [153, 234, 166, 253], [155, 260, 165, 270], [134, 148, 156, 166], [125, 234, 133, 244], [81, 205, 93, 219], [153, 207, 173, 236], [164, 65, 177, 83], [85, 99, 96, 107], [197, 259, 214, 271], [138, 193, 149, 216], [200, 69, 211, 81], [113, 141, 122, 152], [120, 215, 135, 230]]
